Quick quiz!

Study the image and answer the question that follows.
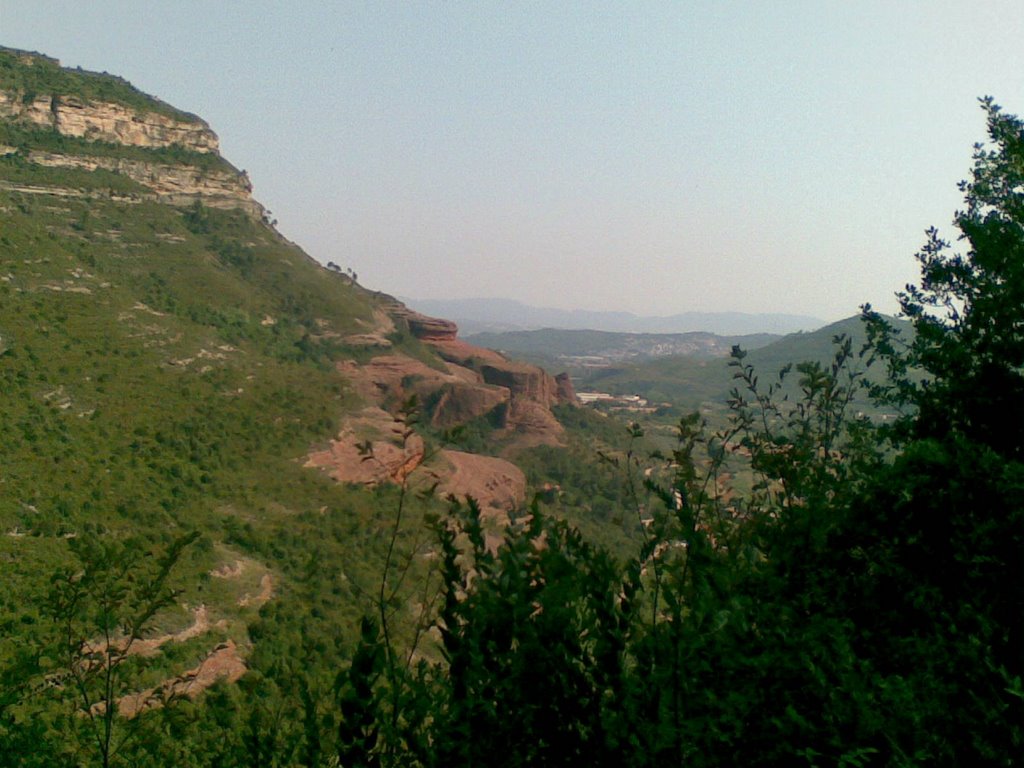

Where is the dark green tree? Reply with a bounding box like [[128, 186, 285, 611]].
[[428, 500, 633, 768], [866, 97, 1024, 459], [847, 97, 1024, 762]]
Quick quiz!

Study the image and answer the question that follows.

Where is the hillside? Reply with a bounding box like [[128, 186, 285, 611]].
[[581, 315, 912, 415], [0, 47, 646, 748], [1, 44, 1018, 768]]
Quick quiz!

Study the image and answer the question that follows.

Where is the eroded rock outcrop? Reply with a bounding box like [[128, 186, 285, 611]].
[[305, 406, 425, 485], [555, 372, 577, 402], [438, 450, 525, 512], [0, 91, 218, 153], [27, 150, 261, 216], [336, 356, 510, 430], [407, 314, 459, 343], [387, 306, 578, 444], [0, 50, 261, 216], [436, 450, 527, 549], [309, 302, 576, 517]]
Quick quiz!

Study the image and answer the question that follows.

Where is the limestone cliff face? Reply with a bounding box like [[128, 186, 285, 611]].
[[26, 150, 262, 217], [0, 91, 218, 153], [0, 53, 261, 216]]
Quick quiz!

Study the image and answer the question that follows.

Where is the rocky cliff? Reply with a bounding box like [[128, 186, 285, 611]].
[[308, 302, 580, 516], [22, 149, 261, 216], [0, 48, 260, 216], [0, 90, 218, 152], [388, 303, 579, 443], [0, 46, 576, 525]]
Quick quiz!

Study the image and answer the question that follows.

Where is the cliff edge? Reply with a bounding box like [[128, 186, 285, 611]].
[[0, 47, 261, 216]]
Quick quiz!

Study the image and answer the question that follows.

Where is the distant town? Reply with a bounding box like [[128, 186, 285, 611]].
[[577, 391, 659, 414]]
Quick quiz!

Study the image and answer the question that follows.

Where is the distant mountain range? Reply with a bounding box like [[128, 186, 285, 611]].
[[403, 297, 826, 336]]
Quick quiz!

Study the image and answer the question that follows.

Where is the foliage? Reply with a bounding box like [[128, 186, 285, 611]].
[[0, 533, 197, 767], [428, 500, 633, 767], [854, 96, 1024, 761], [324, 99, 1024, 766], [45, 532, 197, 767], [865, 97, 1024, 457]]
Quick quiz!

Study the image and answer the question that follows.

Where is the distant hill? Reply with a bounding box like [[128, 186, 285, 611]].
[[404, 297, 826, 336], [582, 314, 912, 414]]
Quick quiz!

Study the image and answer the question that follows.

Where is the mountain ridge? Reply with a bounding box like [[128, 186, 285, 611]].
[[404, 296, 826, 336], [0, 47, 608, 733]]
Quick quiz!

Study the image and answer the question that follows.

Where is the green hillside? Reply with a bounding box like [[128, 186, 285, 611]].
[[583, 314, 912, 414], [0, 49, 655, 763], [1, 177, 413, 643]]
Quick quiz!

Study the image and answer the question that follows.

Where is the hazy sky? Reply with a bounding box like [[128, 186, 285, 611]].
[[3, 2, 1022, 321]]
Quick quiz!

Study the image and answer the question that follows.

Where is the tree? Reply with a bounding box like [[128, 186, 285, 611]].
[[847, 97, 1024, 762], [408, 499, 633, 768], [866, 97, 1024, 458], [43, 531, 197, 768]]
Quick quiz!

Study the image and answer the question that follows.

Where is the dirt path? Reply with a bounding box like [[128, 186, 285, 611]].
[[237, 573, 274, 608], [131, 605, 211, 656], [114, 640, 247, 718], [83, 604, 214, 659]]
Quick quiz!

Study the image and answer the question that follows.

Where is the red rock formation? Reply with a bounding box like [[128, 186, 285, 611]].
[[479, 362, 558, 406], [436, 449, 527, 551], [430, 383, 509, 429], [405, 313, 458, 342], [438, 449, 526, 512], [555, 372, 577, 403], [336, 356, 510, 429], [326, 300, 579, 478], [386, 303, 459, 342], [376, 301, 580, 444], [305, 407, 426, 485]]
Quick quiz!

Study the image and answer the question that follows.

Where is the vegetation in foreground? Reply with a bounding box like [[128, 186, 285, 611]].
[[324, 97, 1022, 767], [1, 96, 1022, 765]]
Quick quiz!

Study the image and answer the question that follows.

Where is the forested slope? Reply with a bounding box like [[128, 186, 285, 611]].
[[0, 48, 647, 765]]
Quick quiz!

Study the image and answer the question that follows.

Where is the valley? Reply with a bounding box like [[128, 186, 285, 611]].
[[0, 43, 1018, 768]]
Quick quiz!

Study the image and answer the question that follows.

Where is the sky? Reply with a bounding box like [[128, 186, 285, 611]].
[[2, 2, 1023, 322]]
